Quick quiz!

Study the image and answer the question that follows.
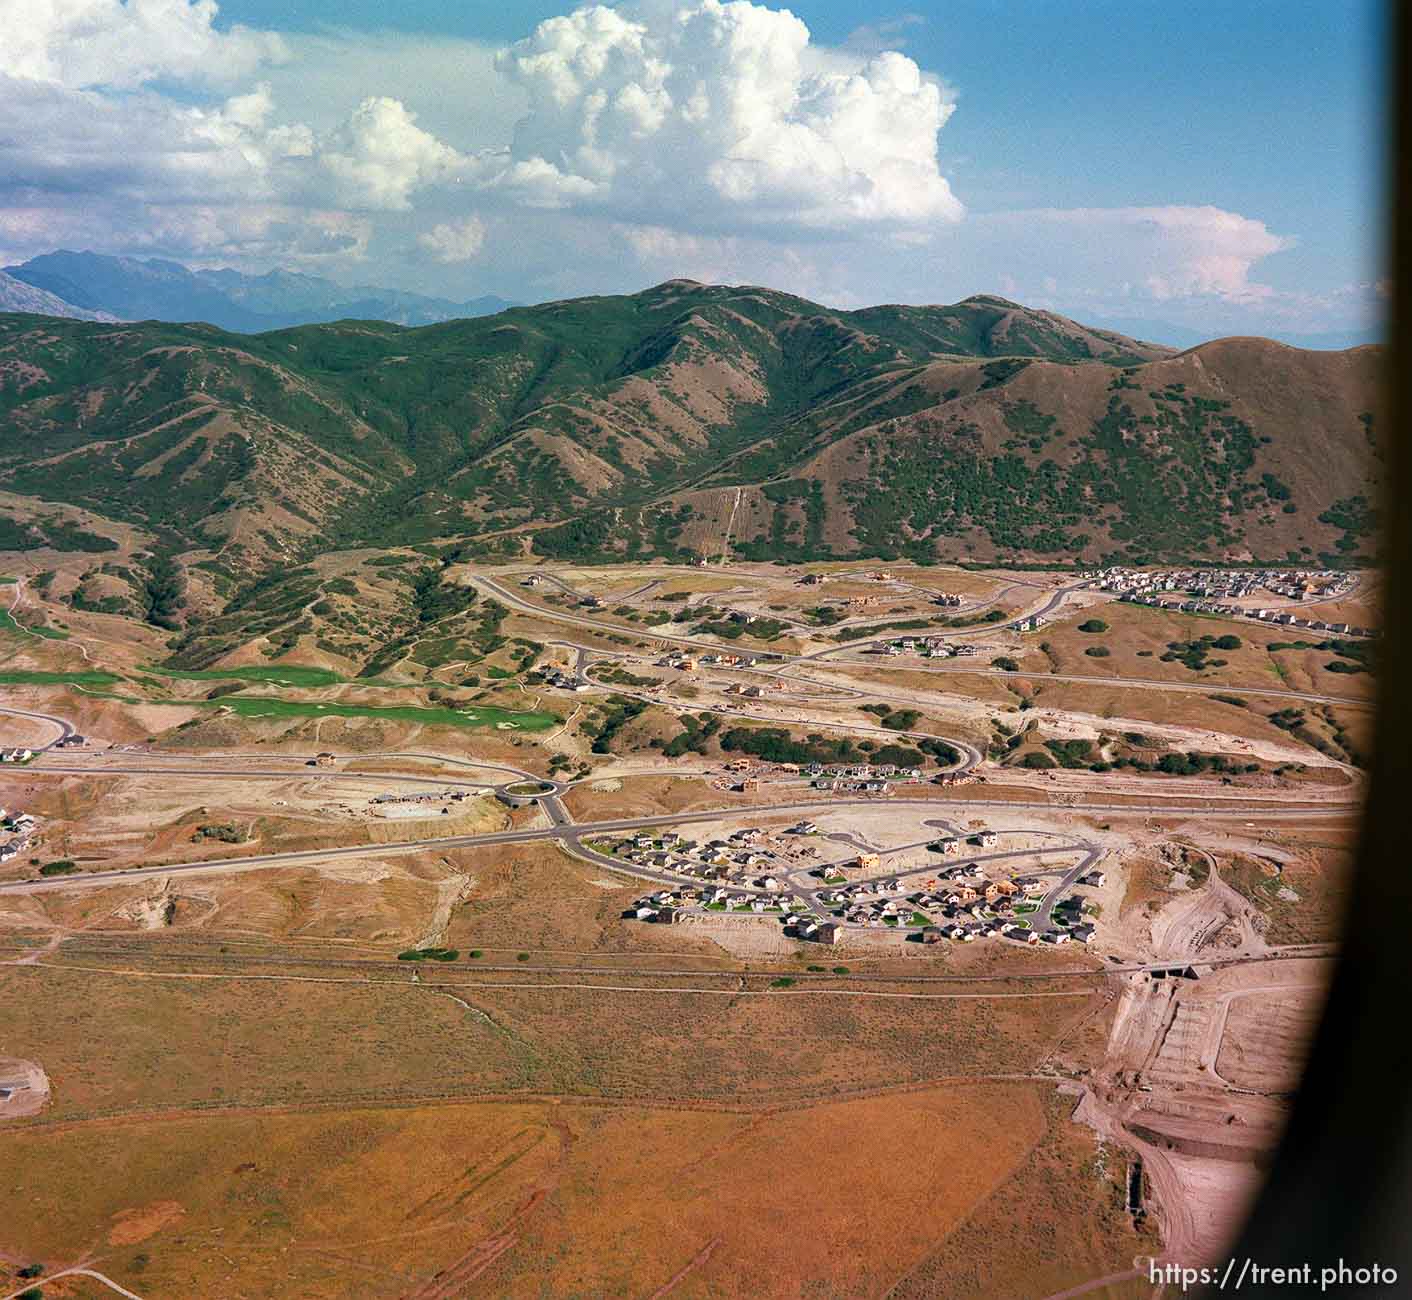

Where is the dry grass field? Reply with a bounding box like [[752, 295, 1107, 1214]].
[[0, 1078, 1148, 1300], [1217, 844, 1353, 945], [561, 774, 751, 821], [0, 909, 1133, 1300], [0, 859, 471, 945], [0, 961, 540, 1120], [0, 949, 1107, 1120], [886, 1090, 1155, 1300], [441, 843, 726, 958], [1012, 601, 1376, 700], [998, 679, 1330, 743]]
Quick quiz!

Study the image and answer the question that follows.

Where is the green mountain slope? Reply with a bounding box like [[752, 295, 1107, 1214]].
[[0, 281, 1381, 601]]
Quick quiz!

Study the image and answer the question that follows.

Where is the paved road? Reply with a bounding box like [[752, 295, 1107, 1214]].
[[549, 641, 1370, 807], [794, 586, 1083, 661], [0, 602, 1342, 938], [30, 761, 499, 792], [0, 791, 1354, 899], [0, 703, 74, 751], [0, 1268, 145, 1300], [0, 570, 1360, 921], [556, 638, 972, 758], [500, 568, 1370, 711], [10, 728, 1229, 931], [514, 574, 1318, 780], [567, 642, 1358, 788], [1032, 848, 1103, 931], [553, 635, 989, 773], [814, 661, 1374, 710], [775, 826, 1101, 934], [544, 609, 1368, 720], [7, 567, 1356, 832], [484, 572, 1085, 663], [477, 573, 781, 658], [3, 935, 1329, 982], [30, 753, 585, 824]]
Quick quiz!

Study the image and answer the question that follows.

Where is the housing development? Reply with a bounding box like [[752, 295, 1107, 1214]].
[[0, 540, 1371, 1297], [1, 0, 1395, 1272]]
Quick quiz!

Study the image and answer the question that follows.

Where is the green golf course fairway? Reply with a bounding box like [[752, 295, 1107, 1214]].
[[214, 696, 560, 731]]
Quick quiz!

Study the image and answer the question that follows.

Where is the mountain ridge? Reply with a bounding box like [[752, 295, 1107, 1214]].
[[0, 281, 1380, 623], [0, 269, 119, 322]]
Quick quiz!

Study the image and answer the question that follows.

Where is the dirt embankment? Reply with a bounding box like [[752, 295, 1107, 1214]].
[[0, 1056, 51, 1119], [1075, 954, 1330, 1267]]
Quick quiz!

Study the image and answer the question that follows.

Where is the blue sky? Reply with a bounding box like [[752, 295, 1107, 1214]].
[[1, 0, 1387, 344]]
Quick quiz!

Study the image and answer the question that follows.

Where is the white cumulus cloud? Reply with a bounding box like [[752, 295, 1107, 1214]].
[[4, 0, 285, 89], [418, 215, 488, 262], [491, 0, 961, 233], [0, 0, 1354, 341], [0, 2, 472, 263], [1001, 205, 1295, 304], [318, 97, 468, 211]]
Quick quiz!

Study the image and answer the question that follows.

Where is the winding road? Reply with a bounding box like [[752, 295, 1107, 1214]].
[[483, 570, 1371, 731], [0, 702, 73, 750], [0, 765, 1355, 902], [0, 562, 1364, 930]]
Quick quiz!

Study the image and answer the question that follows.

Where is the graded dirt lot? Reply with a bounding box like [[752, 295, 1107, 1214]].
[[1078, 951, 1334, 1268], [0, 766, 512, 881], [0, 1056, 49, 1120], [561, 774, 752, 822], [1215, 990, 1322, 1091]]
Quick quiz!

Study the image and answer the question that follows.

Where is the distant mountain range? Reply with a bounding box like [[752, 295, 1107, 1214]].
[[1085, 314, 1381, 354], [3, 250, 1378, 354], [0, 250, 515, 331], [0, 269, 119, 322], [0, 281, 1381, 615]]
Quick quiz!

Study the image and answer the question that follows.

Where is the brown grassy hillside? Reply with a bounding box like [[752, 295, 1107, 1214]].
[[0, 283, 1380, 592]]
